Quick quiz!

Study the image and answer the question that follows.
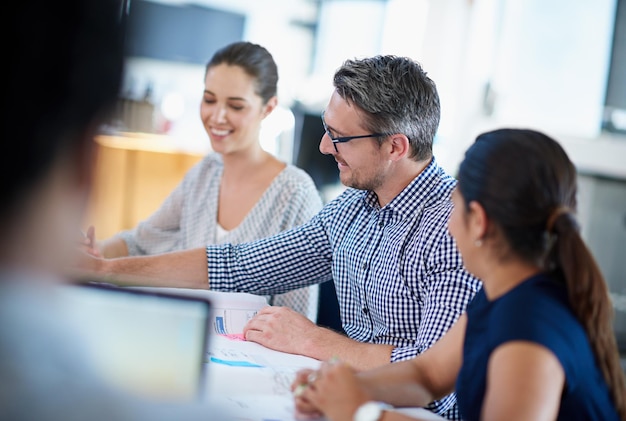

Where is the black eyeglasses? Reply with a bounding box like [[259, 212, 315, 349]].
[[321, 111, 389, 152]]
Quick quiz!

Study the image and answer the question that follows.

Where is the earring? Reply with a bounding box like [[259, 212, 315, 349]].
[[474, 239, 483, 247]]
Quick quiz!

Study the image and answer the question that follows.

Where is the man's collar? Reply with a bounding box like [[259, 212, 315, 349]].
[[362, 158, 444, 218]]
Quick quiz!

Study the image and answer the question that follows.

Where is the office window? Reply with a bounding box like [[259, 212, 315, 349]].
[[604, 0, 626, 134], [125, 0, 246, 65]]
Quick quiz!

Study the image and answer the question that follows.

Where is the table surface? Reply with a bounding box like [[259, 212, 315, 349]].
[[203, 335, 446, 421]]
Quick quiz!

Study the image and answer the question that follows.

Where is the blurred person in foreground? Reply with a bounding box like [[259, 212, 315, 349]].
[[85, 41, 322, 321], [0, 1, 228, 419], [292, 129, 626, 421]]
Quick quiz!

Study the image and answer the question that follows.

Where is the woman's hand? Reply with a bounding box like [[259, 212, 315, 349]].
[[292, 368, 324, 420], [293, 360, 373, 421]]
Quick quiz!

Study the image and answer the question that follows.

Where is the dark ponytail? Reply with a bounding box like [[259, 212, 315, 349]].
[[550, 211, 626, 418], [457, 129, 626, 418]]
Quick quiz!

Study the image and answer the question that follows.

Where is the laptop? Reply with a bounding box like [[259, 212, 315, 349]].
[[56, 281, 212, 402]]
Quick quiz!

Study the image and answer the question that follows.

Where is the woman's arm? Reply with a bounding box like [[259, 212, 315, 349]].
[[295, 363, 432, 421], [481, 341, 564, 421], [359, 314, 466, 406], [293, 315, 466, 420]]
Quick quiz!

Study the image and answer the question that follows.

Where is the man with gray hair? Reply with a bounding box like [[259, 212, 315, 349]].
[[82, 55, 480, 419]]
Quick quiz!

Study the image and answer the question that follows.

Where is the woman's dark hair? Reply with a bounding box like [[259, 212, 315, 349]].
[[206, 41, 278, 104], [457, 128, 625, 418]]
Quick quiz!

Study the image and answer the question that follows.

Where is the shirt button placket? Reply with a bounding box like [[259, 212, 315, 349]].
[[361, 261, 370, 317]]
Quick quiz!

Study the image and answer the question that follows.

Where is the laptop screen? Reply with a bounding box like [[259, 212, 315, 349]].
[[57, 282, 212, 402]]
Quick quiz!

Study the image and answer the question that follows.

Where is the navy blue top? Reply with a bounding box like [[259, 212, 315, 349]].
[[456, 273, 619, 421]]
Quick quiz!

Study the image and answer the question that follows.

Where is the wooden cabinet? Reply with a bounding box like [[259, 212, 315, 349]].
[[84, 134, 205, 239]]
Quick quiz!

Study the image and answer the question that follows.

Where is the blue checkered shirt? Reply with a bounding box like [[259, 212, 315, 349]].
[[207, 158, 481, 419]]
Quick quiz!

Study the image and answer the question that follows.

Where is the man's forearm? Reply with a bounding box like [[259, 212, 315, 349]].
[[97, 247, 209, 289]]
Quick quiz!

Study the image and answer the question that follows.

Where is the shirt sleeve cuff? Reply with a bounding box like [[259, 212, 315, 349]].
[[390, 345, 422, 362], [206, 244, 233, 290]]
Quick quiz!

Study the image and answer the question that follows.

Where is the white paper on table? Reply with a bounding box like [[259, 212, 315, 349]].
[[204, 337, 447, 421], [203, 334, 322, 420], [208, 335, 320, 368], [205, 335, 320, 395], [206, 394, 326, 421]]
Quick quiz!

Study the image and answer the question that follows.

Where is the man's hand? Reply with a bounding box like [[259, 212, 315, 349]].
[[71, 246, 105, 275], [245, 305, 394, 370], [79, 225, 101, 258], [243, 306, 319, 355]]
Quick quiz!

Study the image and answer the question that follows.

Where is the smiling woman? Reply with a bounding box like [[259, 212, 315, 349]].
[[87, 42, 323, 319]]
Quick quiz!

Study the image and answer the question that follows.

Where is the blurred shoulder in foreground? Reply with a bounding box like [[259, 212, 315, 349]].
[[0, 1, 229, 419]]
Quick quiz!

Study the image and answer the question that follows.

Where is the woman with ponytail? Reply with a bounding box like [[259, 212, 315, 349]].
[[292, 128, 625, 421]]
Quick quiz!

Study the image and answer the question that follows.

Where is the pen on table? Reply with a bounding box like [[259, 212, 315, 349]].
[[292, 369, 320, 397]]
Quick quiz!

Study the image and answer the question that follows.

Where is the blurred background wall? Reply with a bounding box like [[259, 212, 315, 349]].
[[110, 0, 625, 174]]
